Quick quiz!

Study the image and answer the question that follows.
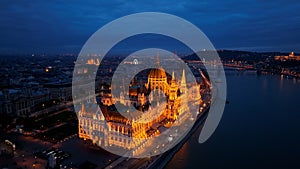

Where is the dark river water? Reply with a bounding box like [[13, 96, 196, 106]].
[[165, 71, 300, 169]]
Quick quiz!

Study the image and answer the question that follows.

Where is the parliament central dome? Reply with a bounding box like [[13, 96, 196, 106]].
[[149, 68, 167, 79], [146, 55, 168, 93]]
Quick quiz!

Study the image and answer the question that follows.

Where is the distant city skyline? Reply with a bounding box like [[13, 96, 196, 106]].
[[0, 0, 299, 54]]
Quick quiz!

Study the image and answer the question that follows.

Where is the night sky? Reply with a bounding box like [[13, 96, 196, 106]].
[[0, 0, 299, 54]]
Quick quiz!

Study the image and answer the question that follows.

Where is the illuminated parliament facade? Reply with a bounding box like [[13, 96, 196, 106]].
[[78, 59, 202, 155]]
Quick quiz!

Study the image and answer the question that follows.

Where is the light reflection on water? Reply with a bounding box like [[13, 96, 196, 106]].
[[165, 70, 300, 169]]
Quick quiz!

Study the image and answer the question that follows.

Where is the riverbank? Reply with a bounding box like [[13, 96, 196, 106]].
[[148, 107, 209, 169], [224, 64, 300, 79]]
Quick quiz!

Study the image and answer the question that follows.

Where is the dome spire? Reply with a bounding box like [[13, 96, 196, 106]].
[[156, 53, 160, 67], [172, 71, 175, 81]]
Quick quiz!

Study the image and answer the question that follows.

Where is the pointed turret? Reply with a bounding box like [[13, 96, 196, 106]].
[[81, 103, 85, 114], [169, 71, 178, 100], [180, 69, 187, 94]]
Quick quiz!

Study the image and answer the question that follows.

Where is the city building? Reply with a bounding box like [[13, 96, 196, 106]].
[[44, 82, 72, 102], [86, 58, 100, 66], [274, 52, 300, 61], [0, 88, 51, 116]]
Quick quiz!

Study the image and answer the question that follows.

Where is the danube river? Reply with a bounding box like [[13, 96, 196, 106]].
[[165, 70, 300, 169]]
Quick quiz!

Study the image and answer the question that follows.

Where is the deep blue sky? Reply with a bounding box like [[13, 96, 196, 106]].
[[0, 0, 299, 54]]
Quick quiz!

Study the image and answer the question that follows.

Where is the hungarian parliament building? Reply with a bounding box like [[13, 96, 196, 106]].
[[76, 58, 203, 156]]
